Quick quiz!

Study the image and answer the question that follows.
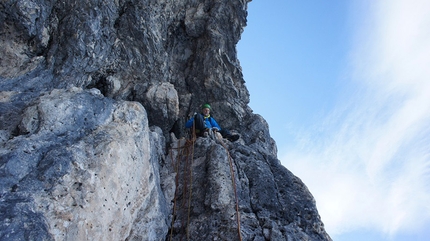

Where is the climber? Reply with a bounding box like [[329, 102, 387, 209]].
[[185, 103, 239, 142]]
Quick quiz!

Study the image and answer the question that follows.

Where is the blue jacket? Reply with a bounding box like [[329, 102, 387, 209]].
[[185, 115, 221, 130]]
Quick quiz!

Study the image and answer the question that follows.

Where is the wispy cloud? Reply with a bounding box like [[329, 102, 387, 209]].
[[281, 0, 430, 238]]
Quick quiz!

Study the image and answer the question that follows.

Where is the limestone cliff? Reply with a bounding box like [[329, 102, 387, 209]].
[[0, 0, 331, 240]]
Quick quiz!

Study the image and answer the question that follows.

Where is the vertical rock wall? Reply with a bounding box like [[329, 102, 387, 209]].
[[167, 133, 331, 241], [0, 0, 332, 240], [0, 88, 169, 240]]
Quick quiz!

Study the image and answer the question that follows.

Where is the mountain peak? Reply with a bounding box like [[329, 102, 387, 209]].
[[0, 0, 331, 240]]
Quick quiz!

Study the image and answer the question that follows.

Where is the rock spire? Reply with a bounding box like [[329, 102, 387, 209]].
[[0, 0, 331, 240]]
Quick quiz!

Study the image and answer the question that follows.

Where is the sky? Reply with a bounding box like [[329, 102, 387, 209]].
[[237, 0, 430, 241]]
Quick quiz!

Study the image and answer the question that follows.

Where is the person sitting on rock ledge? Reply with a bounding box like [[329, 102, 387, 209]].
[[185, 103, 239, 142]]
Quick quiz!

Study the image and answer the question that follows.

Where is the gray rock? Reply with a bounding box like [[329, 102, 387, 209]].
[[0, 88, 170, 240], [167, 135, 330, 240], [142, 82, 179, 134], [0, 0, 331, 240]]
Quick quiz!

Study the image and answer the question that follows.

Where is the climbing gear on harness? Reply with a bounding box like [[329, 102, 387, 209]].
[[193, 113, 208, 136]]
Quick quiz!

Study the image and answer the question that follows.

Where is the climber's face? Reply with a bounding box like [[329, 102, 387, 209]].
[[202, 108, 210, 117]]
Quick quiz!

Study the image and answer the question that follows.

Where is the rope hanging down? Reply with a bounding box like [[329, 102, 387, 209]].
[[214, 132, 243, 241], [168, 126, 242, 241], [169, 122, 197, 241], [186, 122, 196, 240]]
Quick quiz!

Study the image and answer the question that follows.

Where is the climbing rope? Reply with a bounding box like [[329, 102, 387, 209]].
[[186, 121, 196, 240], [169, 121, 197, 241], [215, 133, 243, 241], [168, 125, 242, 241], [169, 139, 180, 241]]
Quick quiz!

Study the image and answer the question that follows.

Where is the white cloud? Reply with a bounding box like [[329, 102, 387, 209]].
[[281, 0, 430, 238]]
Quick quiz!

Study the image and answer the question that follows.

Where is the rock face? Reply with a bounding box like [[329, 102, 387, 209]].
[[167, 133, 330, 241], [0, 0, 331, 240]]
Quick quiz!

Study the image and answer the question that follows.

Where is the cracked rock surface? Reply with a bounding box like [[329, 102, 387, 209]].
[[1, 0, 331, 240]]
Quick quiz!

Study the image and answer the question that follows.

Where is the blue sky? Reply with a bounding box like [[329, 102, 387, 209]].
[[237, 0, 430, 240]]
